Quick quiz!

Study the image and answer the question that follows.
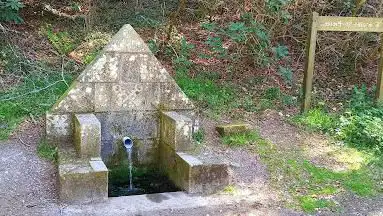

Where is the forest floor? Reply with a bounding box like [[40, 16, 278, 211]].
[[1, 1, 383, 215]]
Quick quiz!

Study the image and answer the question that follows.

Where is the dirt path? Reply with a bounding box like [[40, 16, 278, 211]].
[[0, 121, 59, 216]]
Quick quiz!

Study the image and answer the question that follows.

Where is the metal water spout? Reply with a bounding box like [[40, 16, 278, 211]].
[[123, 137, 133, 151]]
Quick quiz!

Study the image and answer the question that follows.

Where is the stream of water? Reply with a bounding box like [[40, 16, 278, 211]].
[[127, 148, 133, 191]]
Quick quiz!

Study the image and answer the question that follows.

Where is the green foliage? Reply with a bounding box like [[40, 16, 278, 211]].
[[176, 73, 236, 112], [192, 128, 205, 144], [205, 36, 226, 58], [172, 37, 195, 74], [263, 87, 281, 100], [43, 26, 76, 55], [299, 196, 335, 213], [0, 0, 23, 23], [37, 139, 57, 162], [83, 50, 99, 65], [282, 94, 297, 107], [336, 87, 383, 154], [273, 45, 289, 60], [222, 131, 262, 147], [266, 0, 291, 12], [293, 86, 383, 154], [278, 66, 293, 85], [148, 39, 159, 55], [293, 108, 336, 133], [201, 15, 293, 85], [0, 44, 74, 140]]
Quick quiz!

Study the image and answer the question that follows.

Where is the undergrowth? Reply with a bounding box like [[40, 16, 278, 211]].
[[293, 85, 383, 155], [0, 42, 75, 140]]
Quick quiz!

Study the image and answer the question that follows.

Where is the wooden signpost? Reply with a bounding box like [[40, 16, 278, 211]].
[[302, 12, 383, 112]]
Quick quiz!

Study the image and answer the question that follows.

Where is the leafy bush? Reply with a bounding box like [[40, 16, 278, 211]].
[[201, 13, 293, 85], [0, 0, 24, 23], [336, 86, 383, 153], [295, 85, 383, 154]]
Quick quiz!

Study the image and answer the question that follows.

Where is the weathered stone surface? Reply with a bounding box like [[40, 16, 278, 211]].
[[77, 53, 119, 83], [94, 83, 113, 112], [58, 146, 108, 204], [160, 111, 193, 151], [104, 24, 151, 53], [111, 83, 160, 111], [119, 54, 144, 83], [142, 55, 172, 82], [96, 111, 158, 141], [47, 24, 197, 176], [74, 114, 101, 158], [46, 113, 72, 142], [216, 123, 251, 136], [102, 138, 159, 167], [189, 162, 230, 194], [161, 151, 230, 194], [51, 82, 95, 113], [160, 82, 194, 110]]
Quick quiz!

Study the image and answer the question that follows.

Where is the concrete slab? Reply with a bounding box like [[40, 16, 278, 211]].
[[61, 191, 269, 216]]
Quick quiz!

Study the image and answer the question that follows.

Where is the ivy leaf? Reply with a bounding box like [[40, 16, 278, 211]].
[[5, 0, 24, 10], [273, 45, 289, 60], [278, 66, 293, 85]]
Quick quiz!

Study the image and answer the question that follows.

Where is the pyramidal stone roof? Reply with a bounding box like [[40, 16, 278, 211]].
[[50, 24, 194, 114]]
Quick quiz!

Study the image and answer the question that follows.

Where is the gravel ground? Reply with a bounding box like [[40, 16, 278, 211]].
[[0, 128, 60, 216]]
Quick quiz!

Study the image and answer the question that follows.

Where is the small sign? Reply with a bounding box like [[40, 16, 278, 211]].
[[302, 12, 383, 112]]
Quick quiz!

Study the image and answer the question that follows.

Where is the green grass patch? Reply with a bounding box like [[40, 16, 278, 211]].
[[299, 196, 336, 213], [238, 130, 380, 213], [222, 131, 262, 147], [37, 139, 57, 161], [0, 44, 75, 140], [192, 128, 205, 144], [176, 73, 237, 113], [0, 74, 72, 140], [291, 108, 336, 133]]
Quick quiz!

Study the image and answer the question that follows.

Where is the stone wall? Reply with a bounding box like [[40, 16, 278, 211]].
[[46, 25, 195, 166]]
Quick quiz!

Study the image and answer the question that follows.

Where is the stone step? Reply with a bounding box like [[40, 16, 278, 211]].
[[58, 145, 108, 204]]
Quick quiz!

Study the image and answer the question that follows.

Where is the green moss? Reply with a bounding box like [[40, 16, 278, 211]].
[[299, 196, 336, 213], [37, 139, 57, 162]]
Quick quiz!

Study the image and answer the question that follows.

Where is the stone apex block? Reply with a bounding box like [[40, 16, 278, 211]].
[[74, 113, 101, 158], [160, 111, 193, 151], [46, 112, 72, 142], [103, 24, 151, 53], [51, 81, 95, 113], [77, 53, 119, 83], [216, 123, 251, 136]]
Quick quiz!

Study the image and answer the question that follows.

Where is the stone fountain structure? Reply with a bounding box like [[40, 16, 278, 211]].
[[45, 25, 229, 204]]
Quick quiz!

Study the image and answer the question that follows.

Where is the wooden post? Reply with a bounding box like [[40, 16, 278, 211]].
[[376, 34, 383, 103], [301, 12, 319, 112]]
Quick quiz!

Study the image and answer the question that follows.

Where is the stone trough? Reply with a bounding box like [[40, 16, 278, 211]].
[[45, 25, 230, 204]]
